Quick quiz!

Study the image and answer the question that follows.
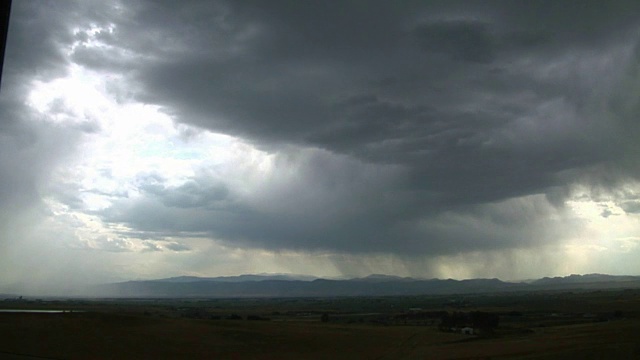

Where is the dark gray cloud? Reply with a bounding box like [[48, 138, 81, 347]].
[[142, 241, 162, 252], [111, 0, 640, 177], [164, 242, 191, 252], [414, 20, 496, 63], [94, 148, 572, 257], [620, 201, 640, 214], [6, 1, 640, 267], [58, 0, 640, 257]]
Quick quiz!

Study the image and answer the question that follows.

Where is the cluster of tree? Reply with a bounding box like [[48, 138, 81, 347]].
[[396, 310, 448, 321], [439, 311, 499, 331], [180, 308, 210, 319], [180, 310, 270, 321]]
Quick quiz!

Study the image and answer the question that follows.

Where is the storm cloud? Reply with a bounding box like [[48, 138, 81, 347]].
[[3, 1, 640, 290], [95, 1, 640, 247]]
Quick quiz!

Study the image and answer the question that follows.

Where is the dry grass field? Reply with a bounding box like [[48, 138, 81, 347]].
[[0, 312, 452, 359], [1, 290, 640, 359]]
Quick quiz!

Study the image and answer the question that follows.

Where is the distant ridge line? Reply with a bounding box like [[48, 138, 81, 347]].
[[83, 273, 640, 298]]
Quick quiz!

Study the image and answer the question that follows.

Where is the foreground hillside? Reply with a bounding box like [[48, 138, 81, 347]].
[[1, 289, 640, 359], [1, 311, 639, 359]]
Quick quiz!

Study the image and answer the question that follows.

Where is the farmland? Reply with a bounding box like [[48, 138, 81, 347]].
[[1, 289, 640, 359]]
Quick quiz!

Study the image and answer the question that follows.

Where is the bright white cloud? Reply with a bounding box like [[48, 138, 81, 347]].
[[23, 55, 275, 259]]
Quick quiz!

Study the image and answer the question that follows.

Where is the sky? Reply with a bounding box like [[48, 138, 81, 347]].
[[2, 0, 640, 295]]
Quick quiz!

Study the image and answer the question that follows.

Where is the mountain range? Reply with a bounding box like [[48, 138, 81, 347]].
[[85, 273, 640, 298]]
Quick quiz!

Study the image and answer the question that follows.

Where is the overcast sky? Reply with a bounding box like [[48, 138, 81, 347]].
[[2, 0, 640, 294]]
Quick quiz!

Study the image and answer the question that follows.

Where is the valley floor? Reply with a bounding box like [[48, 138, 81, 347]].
[[1, 290, 639, 359]]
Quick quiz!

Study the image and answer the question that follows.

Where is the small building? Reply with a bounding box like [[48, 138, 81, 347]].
[[461, 327, 474, 335]]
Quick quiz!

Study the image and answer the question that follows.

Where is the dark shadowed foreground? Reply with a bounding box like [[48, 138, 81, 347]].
[[1, 290, 640, 359]]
